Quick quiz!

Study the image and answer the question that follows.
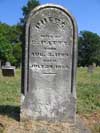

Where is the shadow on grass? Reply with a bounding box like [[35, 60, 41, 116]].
[[0, 105, 20, 121]]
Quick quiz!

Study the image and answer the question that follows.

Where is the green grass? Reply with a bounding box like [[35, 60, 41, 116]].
[[0, 69, 20, 121], [0, 69, 21, 106], [77, 67, 100, 115]]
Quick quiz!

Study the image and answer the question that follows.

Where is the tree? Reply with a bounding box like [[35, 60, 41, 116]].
[[13, 43, 22, 67], [0, 1, 40, 67], [78, 31, 100, 66], [0, 23, 21, 45], [19, 0, 40, 45], [20, 0, 40, 26], [0, 22, 22, 66], [0, 33, 14, 64]]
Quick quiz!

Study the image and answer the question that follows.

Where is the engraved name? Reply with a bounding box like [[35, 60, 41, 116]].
[[31, 40, 69, 46], [35, 17, 66, 29]]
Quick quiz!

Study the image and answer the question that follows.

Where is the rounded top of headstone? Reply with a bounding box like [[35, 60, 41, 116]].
[[29, 4, 74, 17], [5, 62, 11, 67], [27, 4, 78, 31]]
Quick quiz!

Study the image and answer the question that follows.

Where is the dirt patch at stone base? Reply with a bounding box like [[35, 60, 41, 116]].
[[0, 115, 93, 133]]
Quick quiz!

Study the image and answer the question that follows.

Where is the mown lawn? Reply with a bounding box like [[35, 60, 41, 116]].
[[0, 69, 21, 106], [77, 67, 100, 133], [0, 69, 20, 122], [77, 67, 100, 115]]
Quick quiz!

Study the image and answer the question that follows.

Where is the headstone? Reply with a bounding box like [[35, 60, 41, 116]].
[[21, 4, 78, 123], [5, 61, 11, 67], [2, 62, 15, 76], [93, 63, 96, 69], [88, 65, 94, 73]]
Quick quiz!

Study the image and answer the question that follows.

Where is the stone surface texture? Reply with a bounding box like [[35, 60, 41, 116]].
[[21, 4, 78, 123]]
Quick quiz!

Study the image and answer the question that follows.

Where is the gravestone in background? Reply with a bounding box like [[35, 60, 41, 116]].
[[21, 4, 77, 123], [2, 62, 15, 76], [88, 63, 96, 73]]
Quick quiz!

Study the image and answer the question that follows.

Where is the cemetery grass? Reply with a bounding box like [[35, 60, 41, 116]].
[[0, 69, 20, 122], [77, 67, 100, 133], [0, 67, 100, 132]]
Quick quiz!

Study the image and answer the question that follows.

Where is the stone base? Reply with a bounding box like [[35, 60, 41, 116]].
[[21, 94, 76, 123]]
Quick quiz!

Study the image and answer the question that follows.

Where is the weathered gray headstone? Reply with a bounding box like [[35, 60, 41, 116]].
[[88, 63, 96, 73], [2, 62, 15, 76], [21, 4, 78, 123], [88, 65, 94, 73]]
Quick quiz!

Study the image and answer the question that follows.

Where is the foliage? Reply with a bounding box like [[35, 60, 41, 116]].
[[0, 1, 40, 66], [78, 31, 100, 66], [0, 22, 21, 44], [21, 0, 40, 25], [13, 43, 22, 67], [0, 33, 13, 63], [0, 23, 22, 66]]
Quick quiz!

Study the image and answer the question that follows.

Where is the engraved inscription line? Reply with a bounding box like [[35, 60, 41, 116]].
[[35, 17, 67, 29]]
